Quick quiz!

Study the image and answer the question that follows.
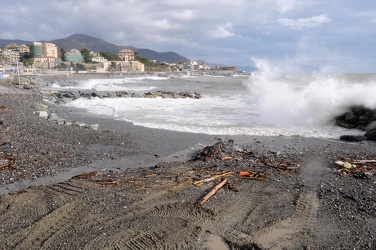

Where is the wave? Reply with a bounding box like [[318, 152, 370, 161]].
[[246, 58, 376, 128]]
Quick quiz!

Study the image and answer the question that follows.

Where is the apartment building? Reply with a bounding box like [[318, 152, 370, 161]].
[[29, 42, 59, 69], [30, 42, 58, 58], [43, 43, 58, 58], [4, 43, 30, 56], [30, 42, 43, 57], [0, 49, 21, 63]]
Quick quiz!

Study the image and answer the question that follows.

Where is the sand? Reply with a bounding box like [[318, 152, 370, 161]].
[[0, 81, 375, 249]]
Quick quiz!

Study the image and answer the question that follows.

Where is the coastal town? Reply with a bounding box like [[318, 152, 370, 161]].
[[0, 41, 239, 80]]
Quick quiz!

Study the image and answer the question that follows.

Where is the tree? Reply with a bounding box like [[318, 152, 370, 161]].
[[110, 62, 117, 71], [22, 58, 34, 67], [60, 48, 66, 61], [76, 63, 86, 71], [134, 54, 170, 71], [80, 48, 92, 63], [59, 63, 67, 69], [100, 52, 122, 61]]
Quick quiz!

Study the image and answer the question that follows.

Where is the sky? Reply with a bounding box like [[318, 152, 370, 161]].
[[1, 0, 376, 72]]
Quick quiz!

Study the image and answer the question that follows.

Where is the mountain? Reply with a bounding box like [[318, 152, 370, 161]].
[[50, 34, 126, 53], [0, 34, 190, 63], [0, 39, 33, 47]]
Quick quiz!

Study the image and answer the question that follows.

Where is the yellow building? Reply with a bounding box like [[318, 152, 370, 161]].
[[43, 43, 58, 58]]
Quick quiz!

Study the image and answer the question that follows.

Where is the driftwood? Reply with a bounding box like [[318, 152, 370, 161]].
[[352, 160, 376, 164], [193, 171, 232, 186], [198, 178, 227, 206], [91, 180, 118, 186], [72, 171, 98, 179], [0, 162, 11, 170]]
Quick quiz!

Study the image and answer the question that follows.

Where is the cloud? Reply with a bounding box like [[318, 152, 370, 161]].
[[1, 0, 376, 71], [277, 14, 331, 29], [209, 24, 234, 38]]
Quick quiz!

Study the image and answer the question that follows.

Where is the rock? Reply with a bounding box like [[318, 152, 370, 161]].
[[73, 121, 87, 128], [48, 113, 66, 124], [79, 90, 92, 98], [35, 103, 49, 112], [64, 120, 74, 126], [365, 121, 376, 140], [336, 105, 376, 130], [88, 124, 100, 130], [115, 91, 128, 97], [350, 105, 368, 116], [194, 92, 202, 99], [34, 111, 49, 119], [56, 91, 80, 100], [48, 112, 60, 121], [339, 135, 367, 142]]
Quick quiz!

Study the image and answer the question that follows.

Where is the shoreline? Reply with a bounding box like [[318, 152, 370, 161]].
[[0, 82, 375, 249]]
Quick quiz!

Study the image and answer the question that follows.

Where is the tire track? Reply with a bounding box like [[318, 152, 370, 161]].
[[252, 190, 319, 249], [4, 201, 89, 250]]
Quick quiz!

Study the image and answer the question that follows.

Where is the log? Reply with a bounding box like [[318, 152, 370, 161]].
[[198, 178, 227, 206]]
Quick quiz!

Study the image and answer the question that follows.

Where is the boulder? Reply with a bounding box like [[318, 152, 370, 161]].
[[336, 105, 376, 130], [351, 105, 368, 116], [365, 121, 376, 140]]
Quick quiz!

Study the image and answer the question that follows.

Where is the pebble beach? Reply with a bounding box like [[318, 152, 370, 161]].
[[0, 78, 375, 249]]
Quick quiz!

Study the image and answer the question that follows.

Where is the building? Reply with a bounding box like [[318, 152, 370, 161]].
[[43, 43, 58, 58], [64, 49, 84, 63], [107, 60, 144, 72], [118, 49, 135, 61], [33, 57, 57, 69], [4, 43, 30, 56], [30, 42, 58, 58], [0, 43, 30, 63], [0, 49, 21, 63], [30, 42, 44, 57], [29, 42, 59, 69], [92, 56, 107, 63]]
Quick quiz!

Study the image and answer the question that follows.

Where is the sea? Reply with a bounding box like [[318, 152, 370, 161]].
[[49, 66, 376, 140]]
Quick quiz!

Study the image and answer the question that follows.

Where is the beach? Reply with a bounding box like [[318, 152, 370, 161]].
[[0, 79, 375, 249]]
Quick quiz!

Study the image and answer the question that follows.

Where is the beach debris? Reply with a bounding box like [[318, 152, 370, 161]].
[[72, 171, 99, 179], [0, 105, 8, 114], [193, 171, 233, 186], [91, 179, 118, 186], [197, 178, 228, 206], [71, 171, 119, 186], [193, 140, 241, 161], [0, 154, 16, 170], [240, 171, 250, 177], [0, 142, 11, 149], [225, 181, 239, 192], [334, 160, 376, 178], [239, 171, 267, 181]]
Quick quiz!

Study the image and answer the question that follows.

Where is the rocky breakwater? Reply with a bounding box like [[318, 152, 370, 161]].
[[335, 105, 376, 141], [36, 88, 202, 129], [12, 76, 49, 89]]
